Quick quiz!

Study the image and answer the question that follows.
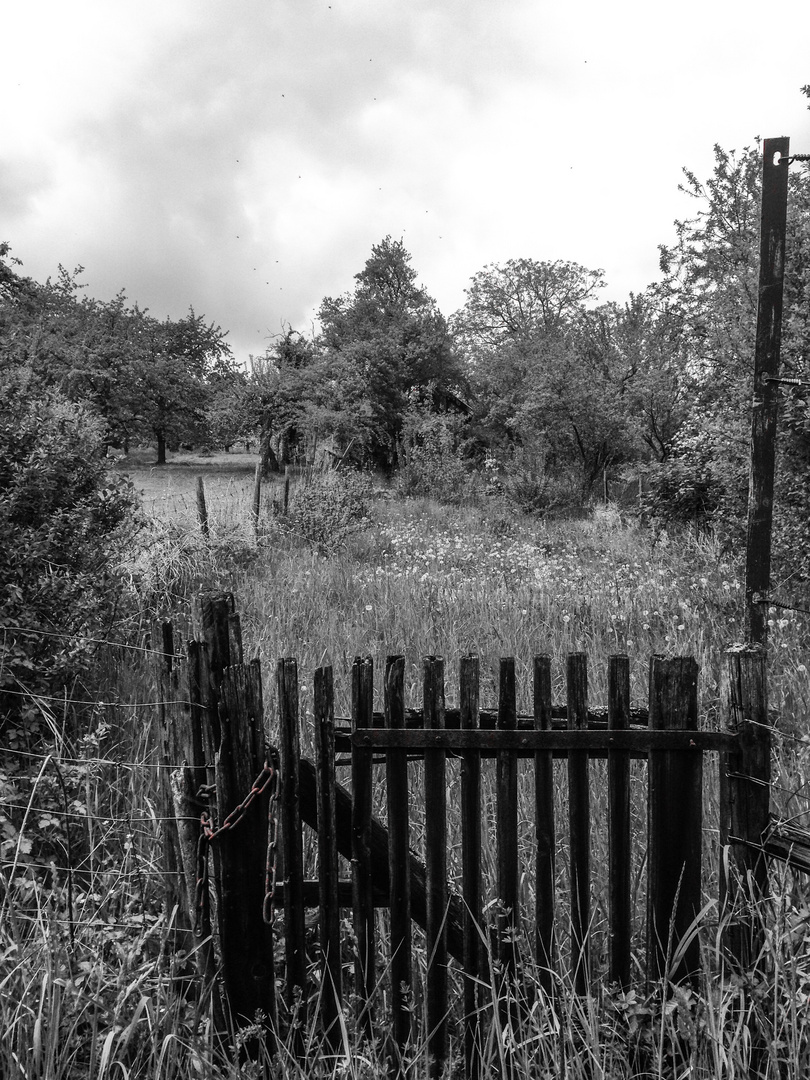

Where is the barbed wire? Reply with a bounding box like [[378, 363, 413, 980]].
[[2, 908, 172, 934], [0, 801, 190, 824], [0, 685, 193, 709], [1, 623, 163, 656], [741, 717, 810, 746], [2, 747, 185, 770], [2, 860, 162, 878], [757, 598, 810, 618]]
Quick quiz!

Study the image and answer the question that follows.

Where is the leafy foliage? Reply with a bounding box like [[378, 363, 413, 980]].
[[280, 468, 372, 554], [0, 373, 139, 734], [0, 243, 240, 460], [644, 142, 810, 572], [395, 391, 474, 503]]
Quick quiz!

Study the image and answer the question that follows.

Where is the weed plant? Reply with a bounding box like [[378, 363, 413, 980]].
[[3, 461, 810, 1077]]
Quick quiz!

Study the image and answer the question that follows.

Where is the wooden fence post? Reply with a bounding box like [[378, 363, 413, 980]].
[[314, 665, 341, 1050], [608, 655, 631, 990], [351, 655, 375, 1038], [423, 655, 448, 1079], [252, 462, 262, 538], [196, 475, 210, 539], [460, 654, 482, 1080], [218, 660, 277, 1035], [385, 654, 412, 1072], [155, 627, 223, 1023], [278, 657, 306, 1040], [745, 137, 790, 645], [152, 621, 190, 934], [720, 645, 771, 969], [534, 654, 555, 998], [647, 656, 702, 986], [194, 593, 238, 753], [567, 653, 590, 995]]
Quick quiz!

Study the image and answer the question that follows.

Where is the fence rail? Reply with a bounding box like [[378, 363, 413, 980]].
[[154, 594, 778, 1079]]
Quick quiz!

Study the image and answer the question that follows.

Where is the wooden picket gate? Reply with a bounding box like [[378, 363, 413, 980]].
[[156, 596, 771, 1078]]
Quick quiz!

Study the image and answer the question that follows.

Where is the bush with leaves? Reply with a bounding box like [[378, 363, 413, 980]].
[[280, 468, 372, 554], [0, 373, 140, 740], [395, 395, 475, 504]]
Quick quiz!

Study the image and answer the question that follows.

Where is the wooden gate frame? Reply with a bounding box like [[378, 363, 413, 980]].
[[272, 647, 770, 1079], [156, 598, 771, 1078]]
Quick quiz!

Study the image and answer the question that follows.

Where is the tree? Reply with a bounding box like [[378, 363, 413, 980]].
[[451, 258, 605, 364], [0, 246, 238, 461], [452, 257, 636, 495], [133, 308, 236, 463], [645, 139, 810, 568], [315, 237, 463, 468], [246, 329, 320, 473]]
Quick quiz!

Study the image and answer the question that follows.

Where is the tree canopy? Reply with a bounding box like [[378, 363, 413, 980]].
[[0, 245, 239, 462], [250, 237, 465, 472]]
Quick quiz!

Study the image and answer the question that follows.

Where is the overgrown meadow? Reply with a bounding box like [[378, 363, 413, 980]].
[[3, 453, 810, 1078]]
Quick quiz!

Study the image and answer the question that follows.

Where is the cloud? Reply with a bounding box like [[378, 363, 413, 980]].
[[1, 0, 808, 364]]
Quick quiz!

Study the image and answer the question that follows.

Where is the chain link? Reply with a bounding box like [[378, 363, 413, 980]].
[[192, 757, 279, 938], [263, 752, 281, 925]]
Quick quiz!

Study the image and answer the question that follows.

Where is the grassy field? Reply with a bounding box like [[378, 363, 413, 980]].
[[3, 453, 810, 1077]]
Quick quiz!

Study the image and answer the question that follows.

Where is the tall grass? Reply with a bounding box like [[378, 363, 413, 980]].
[[3, 460, 810, 1077]]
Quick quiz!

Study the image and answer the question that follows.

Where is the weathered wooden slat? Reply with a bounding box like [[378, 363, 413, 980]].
[[647, 656, 702, 985], [608, 655, 631, 991], [385, 654, 412, 1069], [460, 655, 482, 1080], [297, 760, 466, 958], [496, 657, 519, 980], [218, 660, 277, 1033], [534, 655, 555, 997], [314, 665, 341, 1049], [567, 653, 590, 996], [720, 645, 771, 969], [227, 613, 244, 668], [423, 656, 448, 1078], [349, 729, 733, 753], [277, 656, 307, 1029], [351, 655, 375, 1037]]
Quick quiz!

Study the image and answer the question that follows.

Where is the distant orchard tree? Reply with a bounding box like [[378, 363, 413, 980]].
[[315, 236, 464, 468], [0, 243, 238, 462]]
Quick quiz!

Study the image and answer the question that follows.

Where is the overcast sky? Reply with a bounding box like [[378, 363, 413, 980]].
[[2, 1, 808, 366]]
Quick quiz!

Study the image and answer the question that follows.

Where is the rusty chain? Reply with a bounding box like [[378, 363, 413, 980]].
[[193, 757, 279, 938], [263, 752, 281, 926]]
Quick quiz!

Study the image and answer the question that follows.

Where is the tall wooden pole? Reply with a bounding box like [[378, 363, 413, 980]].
[[745, 137, 790, 644]]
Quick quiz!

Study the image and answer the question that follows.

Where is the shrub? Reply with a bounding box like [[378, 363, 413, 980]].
[[499, 447, 583, 517], [641, 429, 747, 550], [281, 467, 371, 554], [0, 375, 140, 737], [396, 400, 474, 504]]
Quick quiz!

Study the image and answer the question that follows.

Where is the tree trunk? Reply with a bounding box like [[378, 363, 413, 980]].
[[156, 429, 167, 465], [260, 424, 280, 476]]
